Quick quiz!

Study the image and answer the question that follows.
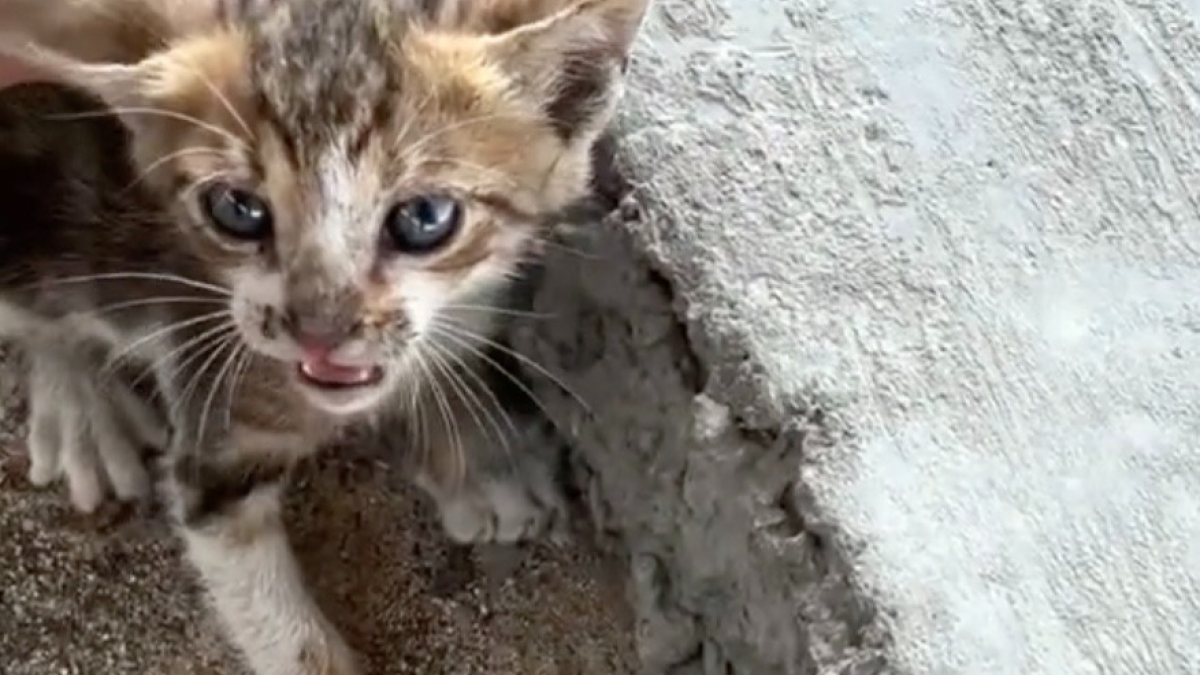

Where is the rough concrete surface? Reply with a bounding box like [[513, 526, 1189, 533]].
[[513, 0, 1200, 673], [0, 348, 638, 674]]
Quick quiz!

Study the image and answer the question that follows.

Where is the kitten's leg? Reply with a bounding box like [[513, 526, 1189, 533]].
[[25, 345, 163, 511], [25, 353, 64, 488], [408, 394, 569, 545], [160, 351, 358, 675], [171, 464, 358, 675]]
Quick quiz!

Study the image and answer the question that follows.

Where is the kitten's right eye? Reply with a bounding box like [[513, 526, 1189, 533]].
[[200, 183, 274, 241]]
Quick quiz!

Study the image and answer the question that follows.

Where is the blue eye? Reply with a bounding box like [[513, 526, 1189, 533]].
[[200, 183, 273, 240], [384, 194, 462, 254]]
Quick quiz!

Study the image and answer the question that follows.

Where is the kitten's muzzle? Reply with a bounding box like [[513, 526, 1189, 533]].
[[282, 311, 384, 389], [281, 307, 359, 348]]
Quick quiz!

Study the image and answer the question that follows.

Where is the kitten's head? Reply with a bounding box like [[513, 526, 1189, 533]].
[[4, 0, 649, 417]]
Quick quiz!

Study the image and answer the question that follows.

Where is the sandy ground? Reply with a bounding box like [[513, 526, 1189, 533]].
[[0, 349, 638, 675]]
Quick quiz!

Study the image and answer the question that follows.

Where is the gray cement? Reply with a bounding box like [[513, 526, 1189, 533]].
[[513, 0, 1200, 673]]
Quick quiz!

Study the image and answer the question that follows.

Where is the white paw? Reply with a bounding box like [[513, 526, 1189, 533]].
[[296, 629, 361, 675], [421, 466, 568, 545], [26, 353, 167, 513]]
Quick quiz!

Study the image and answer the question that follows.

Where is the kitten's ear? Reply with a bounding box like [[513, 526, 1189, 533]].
[[0, 0, 255, 96], [0, 0, 240, 64], [0, 38, 148, 108], [477, 0, 652, 140], [0, 53, 42, 88]]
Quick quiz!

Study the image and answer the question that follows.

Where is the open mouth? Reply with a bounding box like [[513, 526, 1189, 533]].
[[296, 358, 385, 390]]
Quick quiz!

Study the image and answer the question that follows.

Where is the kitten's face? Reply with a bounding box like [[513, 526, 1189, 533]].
[[12, 0, 647, 417]]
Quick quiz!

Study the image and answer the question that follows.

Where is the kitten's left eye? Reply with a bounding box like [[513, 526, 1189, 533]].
[[384, 195, 463, 254]]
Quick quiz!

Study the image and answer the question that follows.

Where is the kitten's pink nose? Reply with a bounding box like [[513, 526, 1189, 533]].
[[282, 310, 355, 358], [295, 334, 337, 362]]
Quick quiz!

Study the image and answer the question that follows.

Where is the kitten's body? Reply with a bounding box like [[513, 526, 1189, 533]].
[[0, 0, 648, 673], [0, 79, 369, 675], [0, 83, 329, 514]]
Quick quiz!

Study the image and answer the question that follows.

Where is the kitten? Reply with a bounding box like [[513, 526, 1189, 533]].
[[0, 0, 649, 673]]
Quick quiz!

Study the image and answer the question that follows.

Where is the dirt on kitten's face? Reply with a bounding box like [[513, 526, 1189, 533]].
[[4, 0, 648, 417]]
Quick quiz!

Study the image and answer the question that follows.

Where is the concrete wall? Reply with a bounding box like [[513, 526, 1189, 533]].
[[516, 0, 1200, 673]]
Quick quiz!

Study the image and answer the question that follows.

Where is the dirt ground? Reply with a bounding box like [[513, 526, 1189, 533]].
[[0, 352, 638, 675]]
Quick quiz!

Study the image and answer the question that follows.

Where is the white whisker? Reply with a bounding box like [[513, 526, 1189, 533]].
[[421, 156, 523, 193], [122, 146, 229, 193], [427, 326, 557, 430], [424, 339, 513, 461], [411, 342, 464, 484], [392, 88, 437, 157], [440, 304, 553, 320], [46, 107, 248, 151], [224, 349, 255, 429], [103, 310, 232, 377], [399, 112, 533, 169], [83, 295, 230, 319], [431, 319, 590, 414], [177, 57, 255, 141], [172, 332, 238, 436], [428, 337, 520, 441], [39, 271, 231, 297], [182, 169, 238, 202], [196, 338, 244, 453], [533, 236, 602, 261], [124, 321, 238, 390]]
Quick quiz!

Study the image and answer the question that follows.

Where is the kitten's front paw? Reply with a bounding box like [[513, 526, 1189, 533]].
[[26, 353, 166, 513], [419, 460, 568, 545], [297, 631, 360, 675]]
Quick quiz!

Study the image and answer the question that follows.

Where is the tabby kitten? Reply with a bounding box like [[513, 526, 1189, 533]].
[[0, 0, 649, 673]]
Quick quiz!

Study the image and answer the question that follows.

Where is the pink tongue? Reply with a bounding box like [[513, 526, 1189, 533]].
[[299, 358, 375, 386]]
